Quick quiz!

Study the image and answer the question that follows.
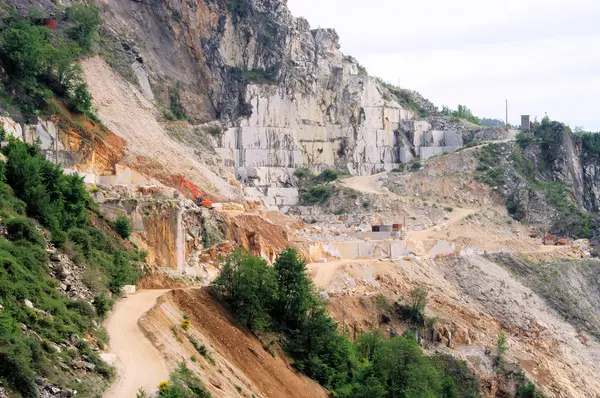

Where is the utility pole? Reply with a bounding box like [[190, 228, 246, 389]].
[[505, 99, 508, 126]]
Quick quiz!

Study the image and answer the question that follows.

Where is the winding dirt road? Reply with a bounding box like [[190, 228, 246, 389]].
[[104, 289, 170, 398]]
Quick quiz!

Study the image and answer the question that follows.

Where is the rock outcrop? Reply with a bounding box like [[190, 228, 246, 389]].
[[94, 0, 463, 211]]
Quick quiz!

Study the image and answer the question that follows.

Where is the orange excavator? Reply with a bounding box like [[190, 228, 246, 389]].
[[180, 176, 213, 208]]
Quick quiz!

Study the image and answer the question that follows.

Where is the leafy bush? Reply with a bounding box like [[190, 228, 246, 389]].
[[66, 4, 101, 52], [168, 82, 187, 120], [516, 382, 543, 398], [317, 168, 339, 183], [5, 217, 44, 246], [93, 294, 113, 319], [242, 68, 277, 85], [294, 167, 313, 180], [158, 362, 211, 398], [397, 286, 429, 324], [410, 160, 422, 171], [301, 185, 333, 205], [115, 216, 132, 239], [581, 132, 600, 154]]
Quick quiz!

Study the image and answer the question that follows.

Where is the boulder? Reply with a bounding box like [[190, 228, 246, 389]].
[[121, 285, 136, 297]]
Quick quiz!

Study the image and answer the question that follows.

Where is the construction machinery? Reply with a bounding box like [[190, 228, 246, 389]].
[[180, 176, 213, 208]]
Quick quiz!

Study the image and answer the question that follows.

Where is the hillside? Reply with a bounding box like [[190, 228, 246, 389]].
[[0, 0, 600, 397]]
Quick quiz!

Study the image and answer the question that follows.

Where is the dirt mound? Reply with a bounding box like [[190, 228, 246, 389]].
[[140, 288, 328, 398]]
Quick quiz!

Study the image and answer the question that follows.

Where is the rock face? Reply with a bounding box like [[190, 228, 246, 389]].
[[96, 0, 463, 212]]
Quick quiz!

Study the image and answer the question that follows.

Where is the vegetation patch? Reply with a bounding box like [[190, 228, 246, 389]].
[[0, 6, 99, 118], [295, 168, 341, 206], [242, 68, 277, 85], [376, 78, 430, 118], [440, 104, 481, 125], [157, 362, 211, 398], [0, 138, 143, 395], [212, 248, 481, 396]]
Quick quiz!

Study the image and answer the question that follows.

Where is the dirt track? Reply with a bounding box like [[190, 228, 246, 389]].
[[342, 172, 389, 195], [104, 290, 170, 398]]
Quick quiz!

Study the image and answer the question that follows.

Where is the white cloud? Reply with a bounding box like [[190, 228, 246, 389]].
[[287, 0, 600, 130]]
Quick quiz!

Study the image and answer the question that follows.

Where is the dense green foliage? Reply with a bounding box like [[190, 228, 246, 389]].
[[580, 132, 600, 154], [157, 363, 211, 398], [441, 105, 481, 125], [66, 4, 101, 52], [0, 7, 97, 116], [212, 248, 480, 396], [115, 216, 132, 239], [0, 139, 142, 396]]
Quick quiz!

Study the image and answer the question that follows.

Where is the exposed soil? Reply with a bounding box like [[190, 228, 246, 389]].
[[139, 288, 329, 398]]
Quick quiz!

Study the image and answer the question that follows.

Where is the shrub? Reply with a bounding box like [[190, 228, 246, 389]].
[[159, 363, 212, 397], [516, 382, 543, 398], [301, 186, 333, 205], [66, 4, 101, 52], [5, 217, 44, 246], [318, 168, 338, 182], [581, 132, 600, 154], [168, 82, 187, 120], [411, 160, 422, 171], [242, 68, 277, 84], [181, 318, 190, 330], [294, 167, 313, 180], [93, 294, 113, 318], [115, 216, 132, 239], [497, 332, 507, 358], [397, 286, 429, 324]]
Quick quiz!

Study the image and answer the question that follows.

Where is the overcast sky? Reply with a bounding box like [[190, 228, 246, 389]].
[[287, 0, 600, 130]]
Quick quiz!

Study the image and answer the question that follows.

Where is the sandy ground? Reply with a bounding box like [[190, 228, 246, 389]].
[[104, 290, 171, 398]]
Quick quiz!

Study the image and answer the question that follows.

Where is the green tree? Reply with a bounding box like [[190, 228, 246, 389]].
[[66, 4, 101, 52], [285, 306, 353, 388], [212, 248, 277, 330], [373, 335, 444, 397], [231, 255, 276, 330], [115, 216, 132, 239], [355, 330, 384, 362], [273, 248, 315, 331]]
